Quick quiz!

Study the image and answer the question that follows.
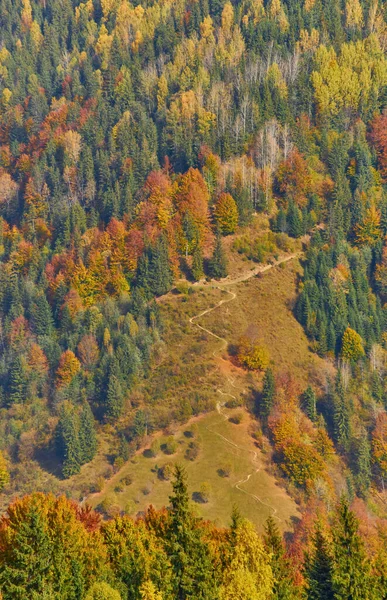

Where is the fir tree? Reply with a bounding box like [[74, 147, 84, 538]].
[[8, 355, 27, 405], [302, 386, 317, 421], [259, 368, 276, 423], [304, 524, 335, 600], [332, 499, 371, 600], [30, 293, 54, 337], [264, 516, 297, 599], [168, 465, 217, 599], [56, 403, 82, 478], [191, 243, 204, 281], [79, 402, 97, 464], [106, 375, 124, 420], [209, 234, 228, 279], [0, 501, 52, 599]]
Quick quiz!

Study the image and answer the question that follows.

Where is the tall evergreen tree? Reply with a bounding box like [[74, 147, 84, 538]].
[[302, 386, 317, 421], [304, 524, 335, 600], [79, 402, 97, 464], [168, 465, 217, 599], [332, 499, 372, 600], [208, 235, 227, 279], [0, 501, 52, 599], [259, 368, 276, 423], [106, 375, 124, 420], [264, 516, 297, 599]]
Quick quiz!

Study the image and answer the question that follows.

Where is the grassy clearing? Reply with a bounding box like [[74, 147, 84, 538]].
[[88, 406, 300, 532], [200, 259, 332, 386]]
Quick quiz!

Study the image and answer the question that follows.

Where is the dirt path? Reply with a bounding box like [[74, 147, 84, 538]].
[[189, 253, 300, 520]]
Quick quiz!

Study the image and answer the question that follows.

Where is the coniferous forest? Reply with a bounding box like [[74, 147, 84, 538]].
[[2, 0, 387, 596]]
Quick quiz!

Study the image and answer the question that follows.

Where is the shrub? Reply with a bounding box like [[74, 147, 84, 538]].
[[229, 411, 243, 424], [163, 436, 178, 455], [185, 441, 200, 461], [121, 474, 133, 486], [199, 482, 212, 503], [218, 461, 233, 477], [158, 463, 174, 480], [236, 336, 270, 371]]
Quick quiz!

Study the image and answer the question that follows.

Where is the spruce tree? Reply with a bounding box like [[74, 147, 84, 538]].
[[302, 386, 317, 421], [31, 293, 54, 337], [56, 404, 82, 478], [79, 402, 97, 464], [332, 499, 371, 600], [209, 234, 227, 279], [168, 465, 217, 599], [106, 374, 124, 419], [8, 355, 27, 404], [0, 501, 52, 599], [264, 516, 297, 599], [191, 243, 204, 281], [353, 430, 371, 498], [304, 524, 335, 600], [259, 368, 275, 423]]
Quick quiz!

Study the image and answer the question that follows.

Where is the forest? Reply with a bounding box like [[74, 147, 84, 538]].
[[1, 0, 387, 595]]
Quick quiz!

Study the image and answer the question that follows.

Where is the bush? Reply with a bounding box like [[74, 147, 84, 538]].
[[158, 463, 174, 480], [149, 439, 160, 457], [121, 474, 133, 486], [229, 411, 243, 424], [199, 482, 212, 503], [218, 461, 233, 477], [185, 441, 200, 461], [236, 336, 270, 371], [163, 436, 178, 455]]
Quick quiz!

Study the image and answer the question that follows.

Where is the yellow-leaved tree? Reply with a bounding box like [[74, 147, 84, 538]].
[[219, 520, 273, 599]]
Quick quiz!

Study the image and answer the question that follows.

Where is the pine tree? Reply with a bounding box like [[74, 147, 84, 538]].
[[304, 524, 335, 600], [191, 243, 204, 281], [332, 499, 371, 600], [264, 516, 297, 599], [0, 451, 10, 490], [209, 234, 228, 279], [8, 355, 27, 404], [79, 402, 97, 464], [0, 501, 52, 599], [353, 429, 371, 498], [106, 374, 124, 419], [259, 368, 276, 423], [56, 403, 82, 478], [31, 293, 54, 337], [302, 386, 317, 421], [168, 465, 217, 599]]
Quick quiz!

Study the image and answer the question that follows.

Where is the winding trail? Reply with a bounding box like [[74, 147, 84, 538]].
[[189, 252, 300, 520]]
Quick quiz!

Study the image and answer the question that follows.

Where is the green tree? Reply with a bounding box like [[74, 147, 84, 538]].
[[259, 368, 276, 423], [79, 402, 98, 464], [8, 355, 27, 404], [304, 523, 335, 600], [106, 375, 124, 420], [209, 234, 228, 279], [0, 451, 10, 491], [56, 403, 82, 478], [264, 516, 297, 599], [85, 582, 122, 600], [332, 499, 371, 600], [31, 293, 54, 337], [168, 465, 217, 599], [302, 386, 317, 421], [0, 500, 52, 599], [191, 243, 204, 281]]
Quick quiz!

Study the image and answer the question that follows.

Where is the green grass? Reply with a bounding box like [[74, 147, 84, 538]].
[[88, 406, 299, 532]]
